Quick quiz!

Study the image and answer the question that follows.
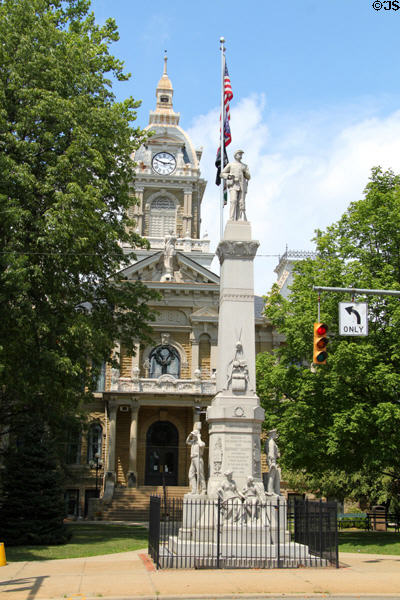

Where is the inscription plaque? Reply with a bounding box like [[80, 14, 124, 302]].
[[224, 434, 252, 477]]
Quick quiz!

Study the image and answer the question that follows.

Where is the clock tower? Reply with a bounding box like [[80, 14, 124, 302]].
[[124, 55, 212, 268]]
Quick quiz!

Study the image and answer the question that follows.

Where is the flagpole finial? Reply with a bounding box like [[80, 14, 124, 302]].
[[163, 51, 168, 75]]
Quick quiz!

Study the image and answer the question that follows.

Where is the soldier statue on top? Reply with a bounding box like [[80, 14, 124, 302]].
[[221, 149, 251, 221]]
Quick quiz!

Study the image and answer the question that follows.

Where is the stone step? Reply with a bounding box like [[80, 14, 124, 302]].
[[101, 486, 190, 522]]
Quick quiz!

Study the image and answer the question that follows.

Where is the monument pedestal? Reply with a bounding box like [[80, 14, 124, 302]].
[[207, 391, 264, 497]]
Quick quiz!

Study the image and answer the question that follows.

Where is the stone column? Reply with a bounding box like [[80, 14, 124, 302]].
[[210, 338, 218, 374], [127, 404, 139, 487], [191, 339, 199, 378], [193, 406, 201, 429], [103, 402, 117, 503], [134, 186, 144, 234], [207, 220, 264, 498], [131, 343, 140, 376], [183, 188, 192, 237], [106, 403, 117, 475]]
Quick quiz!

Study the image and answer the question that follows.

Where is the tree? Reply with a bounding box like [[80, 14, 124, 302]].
[[0, 415, 70, 545], [0, 0, 157, 540], [257, 168, 400, 507]]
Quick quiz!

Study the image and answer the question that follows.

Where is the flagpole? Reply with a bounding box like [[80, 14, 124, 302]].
[[220, 36, 225, 241]]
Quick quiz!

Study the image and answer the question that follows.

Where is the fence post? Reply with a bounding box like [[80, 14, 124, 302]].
[[319, 499, 323, 566], [334, 504, 339, 568], [277, 496, 281, 568], [305, 499, 309, 550], [148, 496, 161, 569], [217, 496, 221, 569]]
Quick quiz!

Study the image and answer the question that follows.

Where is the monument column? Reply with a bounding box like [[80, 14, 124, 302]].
[[207, 220, 264, 497]]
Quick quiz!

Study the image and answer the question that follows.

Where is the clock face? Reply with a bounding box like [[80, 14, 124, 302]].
[[152, 152, 176, 175]]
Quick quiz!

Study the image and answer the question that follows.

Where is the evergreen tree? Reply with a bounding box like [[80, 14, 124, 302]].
[[0, 417, 69, 545]]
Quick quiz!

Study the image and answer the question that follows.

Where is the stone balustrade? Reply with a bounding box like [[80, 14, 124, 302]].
[[112, 375, 216, 395]]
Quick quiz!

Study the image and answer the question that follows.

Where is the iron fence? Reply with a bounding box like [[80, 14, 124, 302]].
[[148, 496, 338, 569]]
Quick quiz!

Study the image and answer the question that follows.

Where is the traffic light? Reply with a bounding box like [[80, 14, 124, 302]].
[[313, 322, 328, 365]]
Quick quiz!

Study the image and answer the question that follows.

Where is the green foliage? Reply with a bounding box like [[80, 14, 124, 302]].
[[257, 167, 400, 505], [0, 0, 157, 439], [0, 416, 70, 545], [0, 0, 157, 544]]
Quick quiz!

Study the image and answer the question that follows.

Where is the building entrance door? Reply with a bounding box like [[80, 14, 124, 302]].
[[145, 421, 178, 486]]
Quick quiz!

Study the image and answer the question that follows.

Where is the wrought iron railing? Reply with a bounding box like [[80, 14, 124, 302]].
[[148, 496, 338, 569]]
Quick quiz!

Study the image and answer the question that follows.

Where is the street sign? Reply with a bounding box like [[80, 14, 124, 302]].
[[339, 302, 368, 336]]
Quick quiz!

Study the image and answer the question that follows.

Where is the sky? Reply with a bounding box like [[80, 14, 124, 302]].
[[91, 0, 400, 294]]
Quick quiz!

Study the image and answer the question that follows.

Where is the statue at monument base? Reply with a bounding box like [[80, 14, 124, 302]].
[[265, 429, 281, 496], [186, 427, 206, 495]]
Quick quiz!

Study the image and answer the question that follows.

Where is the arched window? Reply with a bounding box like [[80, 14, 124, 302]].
[[149, 344, 180, 378], [149, 196, 176, 237], [87, 423, 102, 463]]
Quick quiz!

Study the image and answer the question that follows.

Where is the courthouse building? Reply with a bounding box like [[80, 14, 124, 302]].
[[64, 60, 282, 519]]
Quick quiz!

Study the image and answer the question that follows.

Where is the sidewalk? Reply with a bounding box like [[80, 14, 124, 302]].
[[1, 549, 400, 600]]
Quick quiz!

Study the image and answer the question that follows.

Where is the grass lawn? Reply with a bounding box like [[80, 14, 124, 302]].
[[339, 530, 400, 555], [5, 523, 148, 562]]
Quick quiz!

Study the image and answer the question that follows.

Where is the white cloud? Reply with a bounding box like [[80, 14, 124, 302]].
[[187, 98, 400, 295]]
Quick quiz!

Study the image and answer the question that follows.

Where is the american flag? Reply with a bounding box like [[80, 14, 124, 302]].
[[223, 62, 233, 146], [216, 60, 233, 193]]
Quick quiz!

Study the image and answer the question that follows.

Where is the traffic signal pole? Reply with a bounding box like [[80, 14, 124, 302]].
[[313, 286, 400, 297]]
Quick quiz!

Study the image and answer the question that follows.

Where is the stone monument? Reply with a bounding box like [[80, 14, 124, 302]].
[[207, 152, 263, 497], [168, 152, 311, 566]]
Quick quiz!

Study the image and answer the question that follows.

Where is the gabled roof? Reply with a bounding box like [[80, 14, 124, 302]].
[[117, 251, 219, 288]]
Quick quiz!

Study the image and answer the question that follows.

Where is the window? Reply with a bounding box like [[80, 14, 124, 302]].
[[149, 345, 180, 378], [199, 334, 211, 378], [65, 489, 80, 517], [149, 196, 176, 237], [94, 362, 106, 392], [87, 423, 103, 463], [66, 427, 81, 465]]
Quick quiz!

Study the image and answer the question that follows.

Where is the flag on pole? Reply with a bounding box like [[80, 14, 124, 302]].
[[215, 61, 233, 200], [215, 147, 228, 205], [222, 62, 233, 146]]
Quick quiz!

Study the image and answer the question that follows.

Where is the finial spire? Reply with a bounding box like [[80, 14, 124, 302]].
[[163, 50, 168, 75]]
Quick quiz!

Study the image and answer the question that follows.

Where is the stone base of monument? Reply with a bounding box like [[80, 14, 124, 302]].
[[163, 495, 319, 569], [161, 539, 322, 569]]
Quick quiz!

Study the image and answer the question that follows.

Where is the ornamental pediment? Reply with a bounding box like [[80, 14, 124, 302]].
[[154, 308, 189, 326], [118, 250, 219, 286], [190, 306, 219, 322]]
